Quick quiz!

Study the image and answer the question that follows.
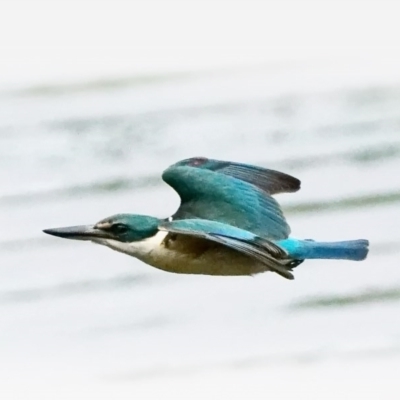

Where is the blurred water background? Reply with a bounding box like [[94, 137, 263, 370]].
[[2, 61, 400, 399], [1, 1, 400, 399]]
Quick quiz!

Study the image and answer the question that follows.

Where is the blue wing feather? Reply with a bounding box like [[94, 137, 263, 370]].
[[163, 165, 291, 240], [161, 219, 257, 241]]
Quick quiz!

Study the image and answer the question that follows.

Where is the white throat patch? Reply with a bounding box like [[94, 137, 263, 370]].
[[92, 230, 169, 260]]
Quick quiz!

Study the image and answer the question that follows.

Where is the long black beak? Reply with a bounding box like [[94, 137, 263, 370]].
[[43, 225, 114, 241]]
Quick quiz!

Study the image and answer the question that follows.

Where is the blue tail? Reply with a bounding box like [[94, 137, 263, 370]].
[[277, 239, 369, 261]]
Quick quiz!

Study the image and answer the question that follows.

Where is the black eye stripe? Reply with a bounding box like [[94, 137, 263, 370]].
[[111, 224, 128, 234]]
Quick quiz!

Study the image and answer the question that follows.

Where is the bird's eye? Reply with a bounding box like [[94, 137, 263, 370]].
[[111, 224, 128, 234]]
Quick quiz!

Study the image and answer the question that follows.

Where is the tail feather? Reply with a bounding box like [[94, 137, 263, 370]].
[[278, 239, 369, 261]]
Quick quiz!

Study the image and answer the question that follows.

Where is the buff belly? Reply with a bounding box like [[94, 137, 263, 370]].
[[146, 235, 268, 276], [97, 231, 269, 276], [138, 234, 266, 275]]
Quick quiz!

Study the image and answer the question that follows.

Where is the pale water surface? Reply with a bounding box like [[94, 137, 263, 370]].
[[1, 65, 400, 399]]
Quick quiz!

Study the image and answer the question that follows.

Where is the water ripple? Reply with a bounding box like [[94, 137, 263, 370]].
[[290, 286, 400, 310], [0, 273, 149, 305]]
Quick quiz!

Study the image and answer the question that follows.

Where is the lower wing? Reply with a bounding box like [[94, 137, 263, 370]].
[[159, 219, 297, 279]]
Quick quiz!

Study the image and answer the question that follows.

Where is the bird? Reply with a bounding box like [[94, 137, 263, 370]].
[[43, 157, 369, 280]]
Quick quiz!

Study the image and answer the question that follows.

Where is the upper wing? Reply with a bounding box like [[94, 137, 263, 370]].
[[159, 219, 294, 279], [162, 159, 298, 240], [171, 157, 300, 195]]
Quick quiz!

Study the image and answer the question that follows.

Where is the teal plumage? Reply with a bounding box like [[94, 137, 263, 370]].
[[163, 162, 292, 239], [43, 157, 369, 280]]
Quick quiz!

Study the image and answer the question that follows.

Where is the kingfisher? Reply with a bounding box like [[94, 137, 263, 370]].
[[43, 157, 369, 279]]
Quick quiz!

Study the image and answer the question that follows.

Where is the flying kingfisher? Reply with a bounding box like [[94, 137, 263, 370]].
[[43, 157, 369, 279]]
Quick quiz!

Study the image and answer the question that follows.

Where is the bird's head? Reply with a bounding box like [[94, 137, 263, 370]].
[[43, 214, 160, 243]]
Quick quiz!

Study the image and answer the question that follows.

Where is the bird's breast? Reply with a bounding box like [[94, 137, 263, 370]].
[[135, 231, 266, 276]]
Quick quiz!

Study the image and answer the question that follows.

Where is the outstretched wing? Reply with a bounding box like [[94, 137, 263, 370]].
[[162, 158, 300, 240], [159, 219, 294, 279], [171, 157, 300, 195]]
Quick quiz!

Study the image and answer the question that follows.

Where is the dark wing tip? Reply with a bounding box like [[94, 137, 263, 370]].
[[219, 163, 301, 194], [284, 272, 295, 280], [267, 169, 301, 194]]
